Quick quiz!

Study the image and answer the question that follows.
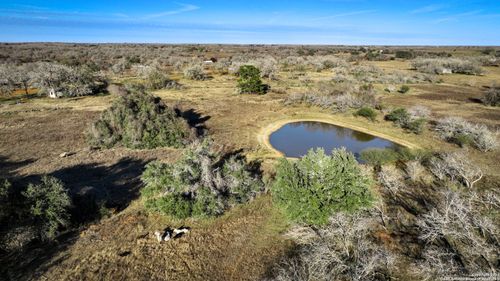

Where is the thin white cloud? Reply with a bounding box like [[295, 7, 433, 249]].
[[112, 13, 130, 18], [432, 10, 483, 23], [433, 17, 455, 23], [455, 10, 483, 17], [12, 4, 50, 10], [311, 10, 376, 21], [410, 4, 444, 14], [142, 3, 199, 19]]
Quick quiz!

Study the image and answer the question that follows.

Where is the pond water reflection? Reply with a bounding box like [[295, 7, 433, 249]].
[[269, 121, 401, 158]]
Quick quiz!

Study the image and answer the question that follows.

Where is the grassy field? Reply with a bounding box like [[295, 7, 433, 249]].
[[1, 55, 499, 280]]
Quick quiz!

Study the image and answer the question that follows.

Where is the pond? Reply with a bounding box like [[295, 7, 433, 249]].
[[269, 121, 402, 159]]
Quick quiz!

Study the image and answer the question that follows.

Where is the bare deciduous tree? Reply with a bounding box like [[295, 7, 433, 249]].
[[435, 117, 498, 152], [0, 64, 16, 96], [416, 190, 499, 276], [31, 62, 105, 97], [408, 105, 431, 119], [270, 212, 395, 281], [404, 160, 426, 182], [429, 151, 483, 188]]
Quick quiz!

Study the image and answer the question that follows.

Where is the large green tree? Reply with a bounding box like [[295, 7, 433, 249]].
[[237, 65, 268, 95], [271, 148, 373, 225]]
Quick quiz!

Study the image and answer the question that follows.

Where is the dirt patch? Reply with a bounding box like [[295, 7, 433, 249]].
[[0, 109, 98, 162], [412, 84, 482, 102]]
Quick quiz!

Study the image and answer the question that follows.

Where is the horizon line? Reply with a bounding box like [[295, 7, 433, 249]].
[[1, 41, 499, 47]]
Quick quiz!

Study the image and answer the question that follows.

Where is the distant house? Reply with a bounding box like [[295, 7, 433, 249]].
[[203, 57, 218, 65], [48, 88, 63, 98], [440, 68, 453, 74]]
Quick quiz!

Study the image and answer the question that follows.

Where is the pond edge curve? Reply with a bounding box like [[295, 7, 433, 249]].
[[257, 118, 421, 159]]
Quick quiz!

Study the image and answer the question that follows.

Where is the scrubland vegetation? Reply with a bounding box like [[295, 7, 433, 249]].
[[0, 62, 106, 97], [1, 176, 71, 251], [435, 117, 498, 151], [269, 149, 498, 281], [183, 65, 208, 81], [87, 87, 193, 149], [483, 85, 500, 106], [411, 57, 484, 75], [1, 44, 499, 281], [354, 106, 378, 121], [385, 107, 428, 134], [141, 139, 263, 218]]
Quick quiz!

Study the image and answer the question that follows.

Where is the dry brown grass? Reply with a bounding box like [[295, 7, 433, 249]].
[[35, 196, 289, 281]]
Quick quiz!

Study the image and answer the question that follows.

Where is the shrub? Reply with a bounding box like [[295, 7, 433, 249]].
[[271, 148, 373, 226], [398, 85, 410, 93], [237, 65, 268, 95], [244, 57, 279, 79], [395, 50, 415, 59], [0, 65, 15, 96], [385, 108, 426, 134], [405, 118, 426, 134], [415, 190, 498, 278], [408, 105, 431, 119], [435, 117, 498, 151], [429, 151, 483, 188], [0, 178, 11, 221], [374, 160, 497, 279], [141, 139, 263, 219], [334, 93, 365, 111], [483, 86, 500, 106], [87, 87, 193, 149], [0, 63, 36, 96], [411, 58, 483, 75], [183, 65, 207, 80], [270, 212, 395, 281], [259, 60, 279, 79], [144, 69, 180, 90], [22, 176, 72, 241], [450, 133, 474, 147], [385, 108, 409, 124], [360, 148, 399, 166], [335, 88, 376, 112], [284, 81, 377, 112], [31, 62, 106, 97], [354, 106, 377, 121], [330, 61, 435, 85], [392, 147, 432, 162], [111, 58, 129, 74]]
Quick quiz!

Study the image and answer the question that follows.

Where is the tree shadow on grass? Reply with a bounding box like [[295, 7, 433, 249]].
[[0, 157, 148, 281], [48, 157, 147, 214], [468, 97, 483, 104], [0, 93, 41, 105], [0, 156, 35, 179], [178, 108, 211, 137], [261, 243, 303, 280]]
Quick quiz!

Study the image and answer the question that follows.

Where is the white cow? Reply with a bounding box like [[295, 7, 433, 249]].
[[154, 227, 190, 242]]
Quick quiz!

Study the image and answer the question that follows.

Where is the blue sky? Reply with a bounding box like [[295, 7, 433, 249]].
[[1, 0, 499, 45]]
